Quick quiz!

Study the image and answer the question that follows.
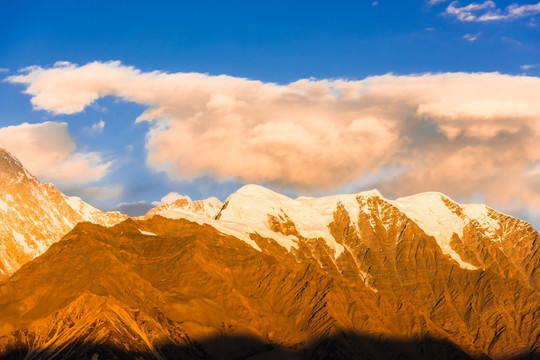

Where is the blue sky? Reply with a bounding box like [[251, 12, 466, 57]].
[[1, 0, 539, 228]]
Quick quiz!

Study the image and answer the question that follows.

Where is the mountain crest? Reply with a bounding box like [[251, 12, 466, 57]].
[[0, 147, 127, 279]]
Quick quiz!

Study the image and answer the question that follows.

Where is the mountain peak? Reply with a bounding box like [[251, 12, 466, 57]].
[[0, 147, 34, 184], [233, 184, 291, 201], [0, 150, 127, 279]]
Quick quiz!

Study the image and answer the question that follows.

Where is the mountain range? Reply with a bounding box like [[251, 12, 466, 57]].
[[0, 148, 539, 359]]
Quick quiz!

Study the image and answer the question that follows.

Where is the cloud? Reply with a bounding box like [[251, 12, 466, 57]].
[[151, 192, 191, 206], [501, 36, 523, 46], [87, 119, 105, 135], [0, 68, 8, 73], [61, 184, 124, 202], [521, 63, 540, 70], [463, 32, 481, 42], [445, 1, 540, 22], [0, 121, 111, 183], [7, 61, 540, 219], [428, 0, 448, 5]]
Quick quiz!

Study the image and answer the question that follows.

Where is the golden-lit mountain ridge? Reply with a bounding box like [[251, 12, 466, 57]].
[[0, 195, 539, 358], [0, 148, 539, 359]]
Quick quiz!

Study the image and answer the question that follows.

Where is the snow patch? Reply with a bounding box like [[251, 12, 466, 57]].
[[12, 230, 34, 255], [0, 199, 8, 212], [65, 196, 98, 220], [392, 193, 478, 270], [157, 209, 262, 251], [463, 204, 500, 237], [139, 229, 157, 236], [149, 196, 223, 220], [220, 184, 341, 254]]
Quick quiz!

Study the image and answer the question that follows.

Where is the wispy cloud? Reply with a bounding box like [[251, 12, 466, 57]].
[[7, 61, 540, 217], [521, 63, 540, 70], [446, 1, 540, 22], [463, 32, 481, 41], [0, 68, 8, 73], [62, 185, 124, 202], [501, 36, 523, 46], [428, 0, 449, 5]]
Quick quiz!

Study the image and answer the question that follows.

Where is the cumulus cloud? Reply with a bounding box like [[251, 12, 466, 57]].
[[446, 1, 540, 22], [7, 61, 540, 218], [0, 121, 111, 183]]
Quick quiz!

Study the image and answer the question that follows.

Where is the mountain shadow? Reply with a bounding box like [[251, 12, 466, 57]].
[[1, 331, 538, 360]]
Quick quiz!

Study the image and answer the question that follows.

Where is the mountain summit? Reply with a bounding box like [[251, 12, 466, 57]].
[[0, 148, 127, 279], [1, 153, 539, 359]]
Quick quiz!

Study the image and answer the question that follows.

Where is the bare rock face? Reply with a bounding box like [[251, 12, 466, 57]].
[[0, 148, 127, 279], [0, 182, 539, 360]]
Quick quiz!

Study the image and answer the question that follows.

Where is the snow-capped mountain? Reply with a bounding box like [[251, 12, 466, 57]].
[[145, 195, 223, 220], [147, 184, 539, 289], [0, 148, 127, 279], [1, 154, 539, 359], [0, 186, 538, 359]]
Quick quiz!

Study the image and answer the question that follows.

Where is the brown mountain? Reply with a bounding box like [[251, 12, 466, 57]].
[[0, 184, 539, 359], [0, 148, 127, 280]]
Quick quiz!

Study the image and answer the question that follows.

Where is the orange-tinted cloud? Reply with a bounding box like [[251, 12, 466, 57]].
[[8, 61, 540, 215], [0, 122, 111, 183]]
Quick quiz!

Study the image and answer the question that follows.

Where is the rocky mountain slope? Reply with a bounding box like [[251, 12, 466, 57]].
[[0, 148, 127, 279], [0, 183, 539, 359]]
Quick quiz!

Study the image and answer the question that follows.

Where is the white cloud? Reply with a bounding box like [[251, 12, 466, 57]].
[[53, 61, 76, 68], [521, 63, 540, 70], [446, 1, 540, 22], [0, 68, 8, 73], [501, 36, 523, 46], [7, 61, 540, 216], [88, 119, 105, 135], [428, 0, 448, 5], [0, 121, 111, 183], [463, 32, 480, 41], [372, 1, 379, 6]]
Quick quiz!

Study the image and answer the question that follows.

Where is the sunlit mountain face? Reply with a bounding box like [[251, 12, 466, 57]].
[[0, 150, 539, 360]]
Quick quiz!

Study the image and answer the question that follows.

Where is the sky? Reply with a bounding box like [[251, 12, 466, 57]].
[[0, 0, 539, 229]]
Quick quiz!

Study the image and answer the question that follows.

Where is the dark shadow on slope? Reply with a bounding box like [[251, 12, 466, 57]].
[[1, 331, 539, 360]]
